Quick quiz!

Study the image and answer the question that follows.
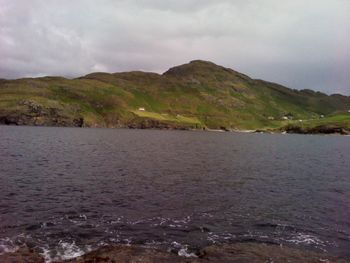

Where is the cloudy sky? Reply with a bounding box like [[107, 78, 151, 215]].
[[0, 0, 349, 94]]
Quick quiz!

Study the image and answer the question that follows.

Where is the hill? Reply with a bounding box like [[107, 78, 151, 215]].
[[1, 60, 350, 133]]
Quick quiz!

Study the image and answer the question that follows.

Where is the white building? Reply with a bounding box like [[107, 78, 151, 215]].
[[138, 107, 145, 111]]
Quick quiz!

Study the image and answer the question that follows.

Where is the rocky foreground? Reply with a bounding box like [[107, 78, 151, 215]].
[[1, 243, 348, 263]]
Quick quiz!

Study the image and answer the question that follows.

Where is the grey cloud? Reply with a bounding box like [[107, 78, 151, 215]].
[[0, 0, 349, 94]]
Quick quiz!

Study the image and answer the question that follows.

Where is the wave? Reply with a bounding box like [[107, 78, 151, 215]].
[[40, 240, 91, 263], [0, 213, 342, 262]]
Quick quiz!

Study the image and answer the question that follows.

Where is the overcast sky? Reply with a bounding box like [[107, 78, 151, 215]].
[[0, 0, 349, 94]]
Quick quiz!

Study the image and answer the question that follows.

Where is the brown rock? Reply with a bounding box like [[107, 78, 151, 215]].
[[0, 248, 45, 263]]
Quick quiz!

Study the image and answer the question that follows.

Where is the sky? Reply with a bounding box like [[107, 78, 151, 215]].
[[0, 0, 349, 94]]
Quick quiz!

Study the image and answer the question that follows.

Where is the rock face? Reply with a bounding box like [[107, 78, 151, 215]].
[[1, 243, 348, 263], [0, 100, 84, 127], [126, 118, 194, 130]]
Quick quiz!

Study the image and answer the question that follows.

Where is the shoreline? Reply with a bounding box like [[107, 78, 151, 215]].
[[1, 123, 349, 136], [1, 242, 348, 263]]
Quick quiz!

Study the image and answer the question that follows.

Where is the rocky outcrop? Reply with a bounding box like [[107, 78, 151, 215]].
[[0, 115, 84, 127], [126, 118, 197, 130], [1, 243, 348, 263], [282, 125, 350, 135], [0, 100, 84, 127], [0, 248, 44, 263]]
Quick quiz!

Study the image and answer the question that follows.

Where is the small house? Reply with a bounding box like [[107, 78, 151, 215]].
[[138, 107, 145, 111]]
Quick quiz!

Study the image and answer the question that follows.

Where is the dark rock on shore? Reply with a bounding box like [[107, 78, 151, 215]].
[[126, 118, 194, 130], [282, 124, 350, 135], [1, 243, 348, 263], [0, 115, 84, 127], [219, 126, 231, 132]]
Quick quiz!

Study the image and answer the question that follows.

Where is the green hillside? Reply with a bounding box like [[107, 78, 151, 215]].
[[1, 60, 350, 133]]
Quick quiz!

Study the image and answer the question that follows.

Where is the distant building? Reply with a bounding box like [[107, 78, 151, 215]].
[[282, 116, 288, 120], [268, 116, 275, 120], [138, 107, 145, 111]]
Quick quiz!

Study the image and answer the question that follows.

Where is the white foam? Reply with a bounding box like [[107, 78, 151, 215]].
[[207, 232, 236, 243], [40, 247, 52, 263], [207, 232, 220, 243], [108, 216, 124, 224], [286, 233, 325, 246], [57, 241, 85, 259], [40, 241, 89, 263], [0, 237, 19, 255], [173, 216, 191, 224], [178, 247, 197, 258], [171, 241, 197, 258], [200, 213, 214, 218], [79, 214, 87, 220]]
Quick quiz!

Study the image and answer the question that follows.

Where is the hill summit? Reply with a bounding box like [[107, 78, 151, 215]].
[[164, 60, 251, 82]]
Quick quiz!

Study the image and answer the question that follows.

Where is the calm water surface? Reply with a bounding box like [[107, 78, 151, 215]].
[[0, 126, 349, 261]]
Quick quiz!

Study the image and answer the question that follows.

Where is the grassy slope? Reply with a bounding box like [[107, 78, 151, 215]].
[[0, 60, 349, 131]]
